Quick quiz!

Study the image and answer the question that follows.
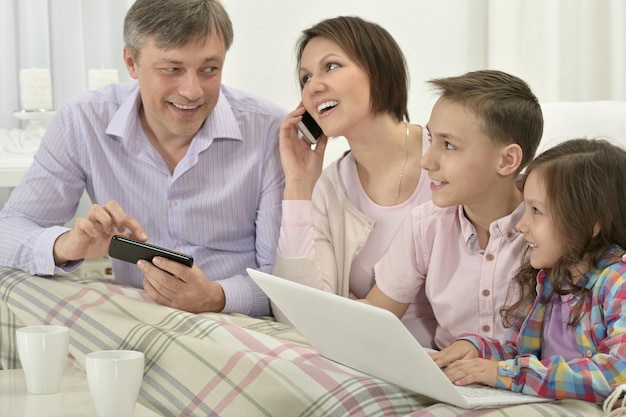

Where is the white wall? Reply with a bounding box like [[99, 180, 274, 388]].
[[2, 0, 623, 129], [2, 1, 486, 217], [221, 0, 488, 168], [2, 0, 624, 216], [221, 0, 486, 124]]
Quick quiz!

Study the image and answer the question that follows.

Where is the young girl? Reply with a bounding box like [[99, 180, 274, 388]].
[[433, 138, 626, 403]]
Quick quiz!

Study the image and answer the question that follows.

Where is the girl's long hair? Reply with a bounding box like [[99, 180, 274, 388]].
[[502, 138, 626, 327]]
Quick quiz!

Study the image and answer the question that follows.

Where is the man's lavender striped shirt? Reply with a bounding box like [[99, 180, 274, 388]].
[[0, 81, 286, 317]]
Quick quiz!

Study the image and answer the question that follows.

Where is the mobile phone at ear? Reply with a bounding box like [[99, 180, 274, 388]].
[[108, 235, 194, 267], [296, 111, 323, 144]]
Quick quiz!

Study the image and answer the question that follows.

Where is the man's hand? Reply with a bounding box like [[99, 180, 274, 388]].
[[140, 256, 226, 313], [53, 200, 146, 265]]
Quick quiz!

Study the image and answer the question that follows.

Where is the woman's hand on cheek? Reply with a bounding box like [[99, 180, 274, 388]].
[[280, 105, 328, 200]]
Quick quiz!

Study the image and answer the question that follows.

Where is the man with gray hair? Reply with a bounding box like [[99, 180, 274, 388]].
[[0, 0, 286, 317]]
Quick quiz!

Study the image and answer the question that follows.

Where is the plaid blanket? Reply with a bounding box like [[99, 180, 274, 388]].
[[0, 267, 604, 417]]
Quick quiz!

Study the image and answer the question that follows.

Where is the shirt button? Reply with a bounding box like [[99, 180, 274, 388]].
[[586, 350, 593, 358], [482, 289, 490, 297], [502, 365, 510, 371], [485, 254, 494, 261], [177, 239, 184, 246], [507, 232, 513, 238], [482, 325, 491, 332], [170, 200, 177, 207]]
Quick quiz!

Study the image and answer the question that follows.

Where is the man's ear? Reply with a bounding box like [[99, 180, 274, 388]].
[[498, 144, 523, 176], [123, 47, 139, 80]]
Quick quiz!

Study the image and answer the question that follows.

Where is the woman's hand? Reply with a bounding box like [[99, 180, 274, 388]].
[[279, 105, 328, 200]]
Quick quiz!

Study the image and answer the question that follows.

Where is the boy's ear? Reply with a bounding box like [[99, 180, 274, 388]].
[[498, 144, 523, 176]]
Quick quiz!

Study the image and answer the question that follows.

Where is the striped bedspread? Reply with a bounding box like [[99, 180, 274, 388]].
[[0, 267, 605, 417]]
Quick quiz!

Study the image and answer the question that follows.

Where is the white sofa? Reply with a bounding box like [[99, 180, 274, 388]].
[[539, 101, 626, 154]]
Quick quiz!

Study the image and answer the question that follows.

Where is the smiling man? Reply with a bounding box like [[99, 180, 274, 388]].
[[0, 0, 286, 317]]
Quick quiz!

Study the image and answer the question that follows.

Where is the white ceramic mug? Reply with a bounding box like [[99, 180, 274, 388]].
[[16, 325, 70, 395], [86, 350, 145, 417]]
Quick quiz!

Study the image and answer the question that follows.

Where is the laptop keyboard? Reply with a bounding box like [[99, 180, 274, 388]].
[[457, 385, 516, 398]]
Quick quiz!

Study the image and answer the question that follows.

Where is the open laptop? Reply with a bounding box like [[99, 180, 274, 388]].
[[248, 268, 552, 409]]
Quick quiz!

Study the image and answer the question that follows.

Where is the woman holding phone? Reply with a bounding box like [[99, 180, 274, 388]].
[[273, 16, 436, 347]]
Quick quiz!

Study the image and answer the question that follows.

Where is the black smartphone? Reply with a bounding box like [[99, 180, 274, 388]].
[[296, 110, 323, 144], [108, 235, 194, 267]]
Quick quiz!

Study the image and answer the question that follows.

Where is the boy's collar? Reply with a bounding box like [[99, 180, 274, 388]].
[[458, 202, 524, 248]]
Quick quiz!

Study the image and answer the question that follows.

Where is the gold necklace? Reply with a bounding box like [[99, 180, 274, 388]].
[[395, 122, 409, 205]]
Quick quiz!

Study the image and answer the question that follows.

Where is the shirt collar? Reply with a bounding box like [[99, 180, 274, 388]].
[[195, 86, 243, 143], [458, 203, 524, 249], [105, 82, 243, 148], [580, 245, 625, 289], [105, 81, 141, 142]]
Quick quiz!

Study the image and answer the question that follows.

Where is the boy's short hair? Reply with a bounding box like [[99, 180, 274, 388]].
[[296, 16, 409, 123], [428, 70, 543, 172], [124, 0, 233, 61]]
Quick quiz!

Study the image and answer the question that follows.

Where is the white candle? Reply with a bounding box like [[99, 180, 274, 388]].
[[19, 68, 53, 111], [87, 69, 119, 90]]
